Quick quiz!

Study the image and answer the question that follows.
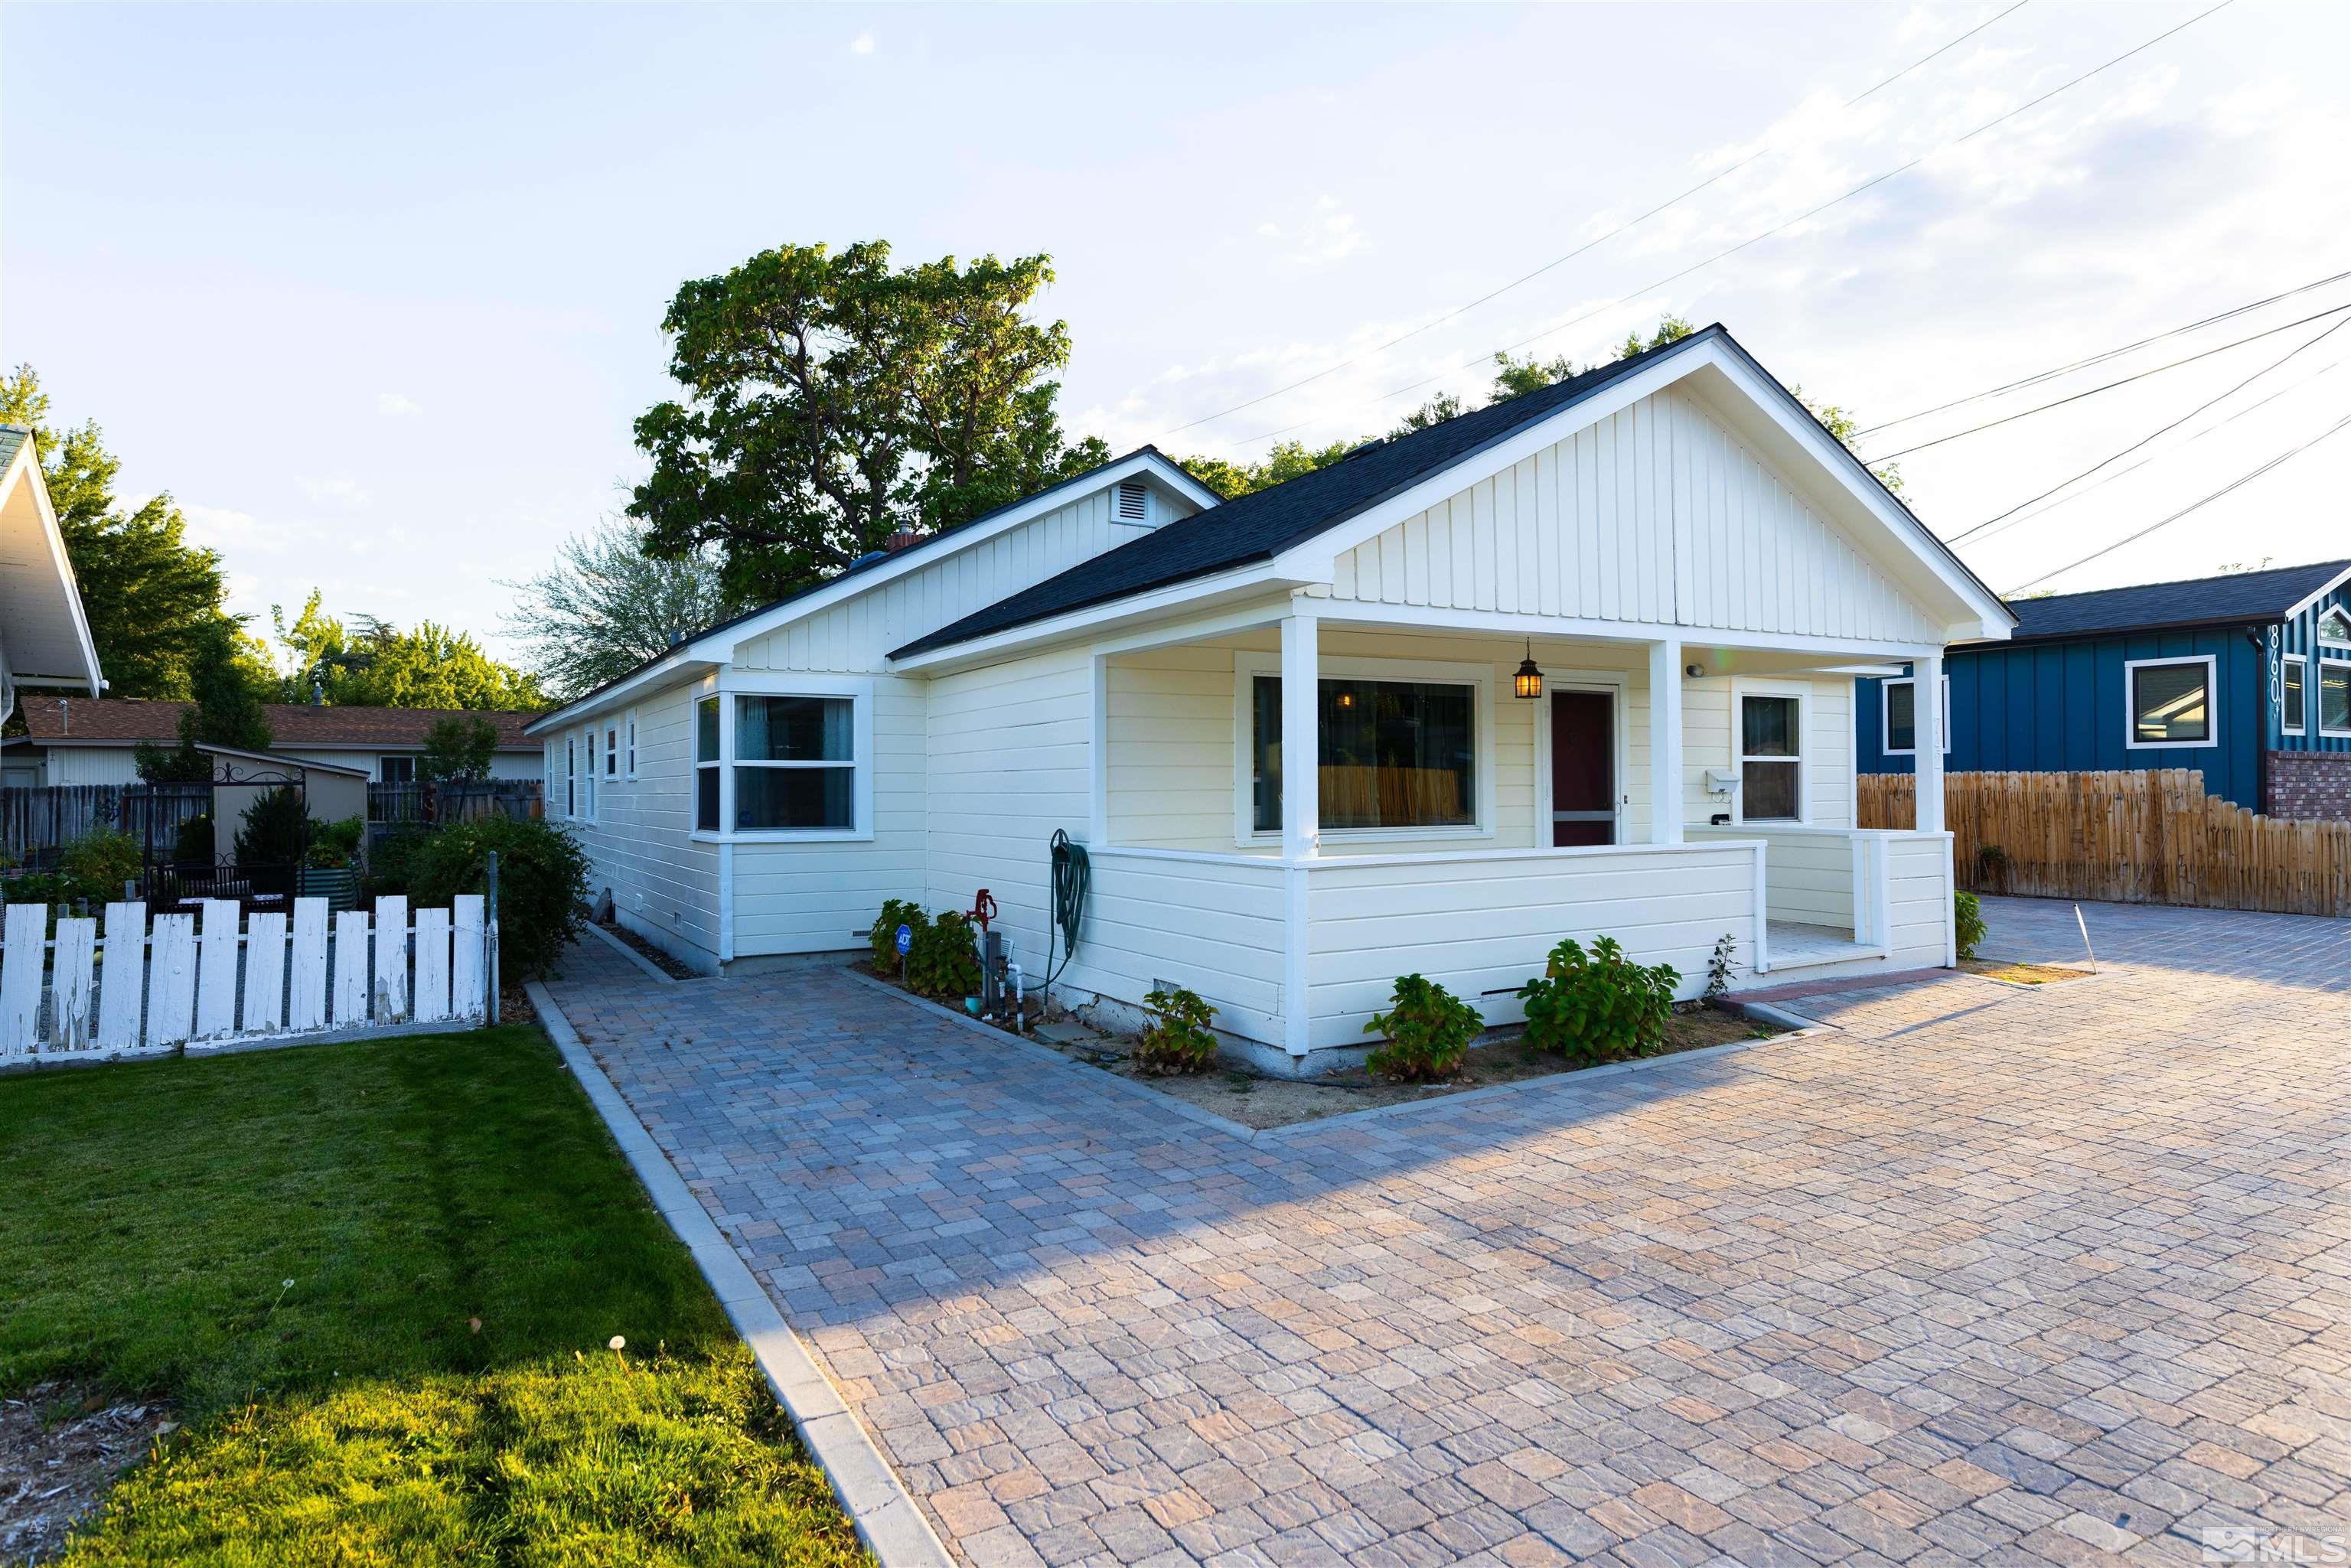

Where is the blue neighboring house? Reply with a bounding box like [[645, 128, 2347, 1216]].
[[1859, 558, 2351, 819]]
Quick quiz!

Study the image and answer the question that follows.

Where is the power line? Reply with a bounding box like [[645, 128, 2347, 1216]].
[[1855, 267, 2351, 436], [1860, 300, 2351, 462], [1948, 313, 2351, 542], [2005, 410, 2351, 593], [1153, 1, 2035, 441], [1955, 356, 2343, 549], [1211, 0, 2236, 455]]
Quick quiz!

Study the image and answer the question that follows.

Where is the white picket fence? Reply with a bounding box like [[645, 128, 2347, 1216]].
[[0, 894, 492, 1061]]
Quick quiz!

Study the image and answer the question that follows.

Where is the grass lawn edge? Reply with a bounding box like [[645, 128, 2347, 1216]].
[[523, 980, 954, 1568]]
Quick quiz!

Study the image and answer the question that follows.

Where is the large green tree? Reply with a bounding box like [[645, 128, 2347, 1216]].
[[629, 241, 1110, 603], [500, 516, 753, 702], [1178, 438, 1362, 502], [271, 591, 545, 710], [0, 364, 233, 698]]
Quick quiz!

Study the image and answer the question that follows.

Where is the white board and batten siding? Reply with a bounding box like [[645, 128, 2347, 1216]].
[[0, 895, 489, 1061], [1304, 844, 1762, 1052], [1322, 386, 1942, 647], [1061, 850, 1286, 1045]]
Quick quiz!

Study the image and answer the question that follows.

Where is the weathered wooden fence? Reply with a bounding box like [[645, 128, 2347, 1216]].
[[0, 893, 494, 1061], [2, 784, 211, 863], [1860, 769, 2351, 917]]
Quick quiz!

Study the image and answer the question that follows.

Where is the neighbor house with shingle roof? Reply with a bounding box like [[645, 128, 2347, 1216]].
[[1857, 559, 2351, 820], [0, 697, 545, 788], [526, 325, 2015, 1072]]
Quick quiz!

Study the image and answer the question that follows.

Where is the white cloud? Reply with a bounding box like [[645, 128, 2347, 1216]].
[[1255, 194, 1368, 269], [377, 392, 421, 416], [298, 476, 368, 507], [849, 31, 876, 55]]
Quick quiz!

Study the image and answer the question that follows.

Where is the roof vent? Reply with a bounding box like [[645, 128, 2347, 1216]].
[[1114, 479, 1149, 523]]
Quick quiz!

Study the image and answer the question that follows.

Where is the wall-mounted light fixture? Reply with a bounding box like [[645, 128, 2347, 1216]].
[[1684, 663, 1707, 680], [1514, 638, 1544, 699]]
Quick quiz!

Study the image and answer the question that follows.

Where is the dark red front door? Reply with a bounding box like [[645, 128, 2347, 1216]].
[[1550, 690, 1616, 846]]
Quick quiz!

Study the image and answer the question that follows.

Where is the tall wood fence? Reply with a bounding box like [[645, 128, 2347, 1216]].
[[1860, 769, 2351, 917], [2, 784, 211, 864], [0, 893, 494, 1061]]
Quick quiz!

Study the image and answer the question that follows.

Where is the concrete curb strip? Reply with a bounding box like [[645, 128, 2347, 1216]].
[[581, 920, 681, 986], [525, 980, 954, 1568]]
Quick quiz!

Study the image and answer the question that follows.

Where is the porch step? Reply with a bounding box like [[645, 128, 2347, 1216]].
[[1764, 921, 1883, 973]]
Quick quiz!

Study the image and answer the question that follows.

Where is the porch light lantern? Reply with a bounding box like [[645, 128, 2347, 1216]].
[[1513, 638, 1543, 700]]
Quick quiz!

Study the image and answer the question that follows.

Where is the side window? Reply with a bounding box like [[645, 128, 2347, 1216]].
[[2282, 656, 2306, 735], [2127, 658, 2212, 748], [1739, 693, 1802, 821], [694, 697, 721, 831], [624, 711, 638, 779]]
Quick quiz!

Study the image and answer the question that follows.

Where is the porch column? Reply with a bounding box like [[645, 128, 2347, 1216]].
[[1280, 608, 1317, 1057], [1648, 637, 1684, 844], [1915, 652, 1945, 835]]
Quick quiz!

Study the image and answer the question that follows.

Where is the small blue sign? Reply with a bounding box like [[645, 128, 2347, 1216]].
[[895, 923, 913, 956]]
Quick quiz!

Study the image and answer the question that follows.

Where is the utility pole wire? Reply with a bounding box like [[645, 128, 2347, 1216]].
[[1948, 314, 2351, 543], [2006, 410, 2351, 593], [1861, 301, 2351, 463], [1207, 0, 2235, 456], [1154, 0, 2034, 440], [1854, 267, 2351, 435]]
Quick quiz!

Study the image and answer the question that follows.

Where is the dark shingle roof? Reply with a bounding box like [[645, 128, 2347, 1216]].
[[892, 324, 1998, 658], [13, 697, 543, 749], [2000, 559, 2351, 642]]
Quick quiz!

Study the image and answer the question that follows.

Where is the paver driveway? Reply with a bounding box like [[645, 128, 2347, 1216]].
[[546, 898, 2351, 1567]]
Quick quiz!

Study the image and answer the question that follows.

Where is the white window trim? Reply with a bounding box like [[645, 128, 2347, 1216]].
[[1879, 675, 1950, 758], [2321, 654, 2351, 739], [603, 722, 619, 779], [624, 709, 639, 780], [691, 671, 876, 843], [693, 694, 721, 833], [2317, 607, 2351, 645], [578, 726, 597, 822], [2123, 654, 2219, 751], [1231, 651, 1498, 848], [1730, 678, 1811, 825], [563, 734, 577, 820], [2281, 654, 2307, 738]]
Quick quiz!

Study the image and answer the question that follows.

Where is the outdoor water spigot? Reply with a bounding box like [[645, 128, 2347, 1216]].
[[968, 888, 998, 932]]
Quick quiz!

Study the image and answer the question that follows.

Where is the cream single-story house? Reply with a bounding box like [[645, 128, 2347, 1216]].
[[0, 422, 105, 732], [530, 327, 2014, 1072], [2, 699, 546, 788]]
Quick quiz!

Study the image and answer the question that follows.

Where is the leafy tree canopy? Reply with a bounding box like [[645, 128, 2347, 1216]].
[[628, 240, 1110, 605], [1178, 438, 1361, 502], [0, 363, 235, 699], [270, 591, 545, 710], [500, 515, 755, 702], [134, 619, 276, 781], [421, 714, 501, 782]]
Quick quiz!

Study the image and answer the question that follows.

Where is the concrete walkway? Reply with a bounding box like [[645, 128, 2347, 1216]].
[[545, 898, 2351, 1567]]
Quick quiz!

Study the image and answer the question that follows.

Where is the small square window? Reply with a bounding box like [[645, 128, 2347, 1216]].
[[2131, 660, 2211, 745]]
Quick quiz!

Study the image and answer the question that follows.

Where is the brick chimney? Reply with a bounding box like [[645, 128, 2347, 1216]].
[[884, 530, 923, 553]]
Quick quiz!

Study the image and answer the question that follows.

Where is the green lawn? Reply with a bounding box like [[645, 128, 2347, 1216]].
[[0, 1026, 870, 1566]]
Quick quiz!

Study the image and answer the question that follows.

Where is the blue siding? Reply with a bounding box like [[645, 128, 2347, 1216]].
[[2272, 579, 2351, 755], [1859, 626, 2270, 809]]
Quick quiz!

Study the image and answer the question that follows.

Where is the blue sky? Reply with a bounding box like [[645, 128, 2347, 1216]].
[[5, 2, 2346, 659]]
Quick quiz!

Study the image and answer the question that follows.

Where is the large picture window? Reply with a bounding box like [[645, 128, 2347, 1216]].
[[2323, 658, 2351, 737], [734, 696, 855, 830], [1250, 675, 1476, 833], [1739, 693, 1802, 821], [694, 696, 720, 832], [2128, 657, 2213, 747]]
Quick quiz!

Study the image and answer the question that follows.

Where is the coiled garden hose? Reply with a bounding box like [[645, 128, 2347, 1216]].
[[1044, 829, 1090, 990]]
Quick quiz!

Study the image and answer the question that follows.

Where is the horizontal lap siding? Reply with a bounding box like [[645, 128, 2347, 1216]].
[[1305, 847, 1756, 1050], [1062, 855, 1285, 1044], [1326, 388, 1938, 646], [731, 679, 926, 955], [1687, 824, 1855, 926], [1884, 834, 1952, 967], [567, 683, 721, 969], [924, 649, 1092, 985], [1681, 678, 1854, 830]]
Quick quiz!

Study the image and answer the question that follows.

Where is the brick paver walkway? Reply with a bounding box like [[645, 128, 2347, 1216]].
[[547, 899, 2350, 1567]]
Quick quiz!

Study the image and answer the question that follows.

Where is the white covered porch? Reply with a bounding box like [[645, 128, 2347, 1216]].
[[1043, 597, 1957, 1071]]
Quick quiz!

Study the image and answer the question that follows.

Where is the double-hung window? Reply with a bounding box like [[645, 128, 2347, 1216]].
[[1737, 691, 1804, 821], [694, 697, 721, 831], [2282, 656, 2306, 737], [2323, 656, 2351, 738], [624, 711, 638, 779], [1245, 670, 1480, 836], [564, 735, 577, 818], [1880, 676, 1949, 757], [2126, 657, 2214, 748], [579, 729, 597, 821], [734, 696, 856, 830], [604, 724, 619, 780]]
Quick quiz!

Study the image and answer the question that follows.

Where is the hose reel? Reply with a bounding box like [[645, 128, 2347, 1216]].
[[1044, 829, 1089, 991]]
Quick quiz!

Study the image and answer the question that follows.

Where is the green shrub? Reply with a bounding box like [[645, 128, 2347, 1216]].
[[172, 813, 215, 866], [305, 816, 366, 870], [1133, 987, 1218, 1075], [365, 828, 430, 898], [233, 785, 307, 866], [1363, 973, 1482, 1083], [905, 908, 981, 1001], [1521, 936, 1678, 1068], [408, 816, 591, 979], [867, 899, 928, 970], [59, 829, 140, 905], [1955, 889, 1986, 962]]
